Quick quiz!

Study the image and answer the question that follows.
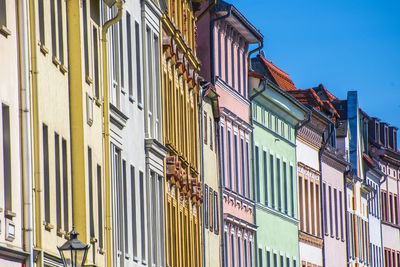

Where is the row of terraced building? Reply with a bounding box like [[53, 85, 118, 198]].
[[0, 0, 399, 267]]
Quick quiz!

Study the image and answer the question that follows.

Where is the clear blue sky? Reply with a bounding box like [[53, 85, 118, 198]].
[[229, 0, 400, 138]]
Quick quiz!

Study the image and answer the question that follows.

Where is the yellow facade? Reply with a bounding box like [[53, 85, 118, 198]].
[[29, 0, 106, 265], [161, 1, 204, 266]]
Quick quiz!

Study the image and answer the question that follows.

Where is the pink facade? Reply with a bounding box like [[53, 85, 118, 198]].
[[196, 1, 263, 266]]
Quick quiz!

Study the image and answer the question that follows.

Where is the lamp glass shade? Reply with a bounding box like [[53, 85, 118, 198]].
[[58, 229, 89, 267]]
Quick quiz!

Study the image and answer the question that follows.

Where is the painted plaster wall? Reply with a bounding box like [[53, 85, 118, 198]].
[[0, 0, 23, 255], [299, 242, 323, 265], [296, 140, 319, 171], [321, 161, 347, 267], [203, 99, 221, 267], [216, 81, 250, 123]]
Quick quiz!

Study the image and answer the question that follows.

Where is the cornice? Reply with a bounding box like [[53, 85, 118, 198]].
[[298, 161, 321, 179], [297, 126, 322, 151], [321, 148, 349, 172], [299, 231, 323, 248]]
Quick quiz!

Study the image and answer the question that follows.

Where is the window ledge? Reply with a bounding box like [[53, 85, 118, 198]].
[[0, 25, 11, 37], [129, 95, 136, 103], [39, 43, 49, 55], [121, 88, 127, 95], [5, 209, 16, 218], [52, 56, 61, 66], [43, 221, 54, 231], [57, 229, 65, 237], [90, 237, 98, 244], [0, 207, 3, 212], [98, 248, 105, 255], [86, 75, 93, 85], [60, 64, 68, 74], [138, 103, 143, 110], [95, 98, 102, 107]]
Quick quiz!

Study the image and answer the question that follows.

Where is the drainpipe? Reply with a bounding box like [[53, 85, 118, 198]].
[[18, 0, 33, 266], [28, 0, 43, 264], [195, 0, 217, 22], [318, 120, 336, 267], [247, 42, 263, 72], [216, 111, 225, 267], [343, 167, 351, 264], [102, 2, 124, 267], [248, 78, 267, 267], [199, 85, 206, 267], [210, 5, 232, 85], [295, 110, 312, 136]]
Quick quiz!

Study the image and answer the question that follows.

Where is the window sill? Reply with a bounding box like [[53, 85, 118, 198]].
[[129, 95, 136, 103], [57, 228, 65, 237], [86, 75, 93, 85], [43, 221, 54, 231], [5, 209, 16, 218], [0, 207, 3, 213], [95, 98, 102, 107], [52, 56, 61, 66], [90, 237, 98, 244], [98, 247, 105, 255], [60, 64, 68, 74], [0, 25, 11, 37], [121, 88, 127, 95], [138, 103, 143, 110], [39, 43, 49, 55]]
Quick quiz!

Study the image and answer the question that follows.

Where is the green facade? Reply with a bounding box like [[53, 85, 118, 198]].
[[250, 82, 307, 267]]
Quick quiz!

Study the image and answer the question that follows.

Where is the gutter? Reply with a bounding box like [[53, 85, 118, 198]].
[[18, 0, 33, 266], [210, 5, 232, 85], [28, 0, 43, 264], [199, 85, 206, 267], [247, 41, 263, 72], [101, 2, 124, 267]]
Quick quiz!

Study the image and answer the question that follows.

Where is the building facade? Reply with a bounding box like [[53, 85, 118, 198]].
[[197, 1, 263, 266], [202, 85, 222, 267], [0, 1, 29, 265], [369, 117, 400, 267], [161, 1, 204, 266], [249, 55, 308, 267]]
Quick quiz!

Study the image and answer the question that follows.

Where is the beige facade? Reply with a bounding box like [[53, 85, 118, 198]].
[[0, 0, 27, 265]]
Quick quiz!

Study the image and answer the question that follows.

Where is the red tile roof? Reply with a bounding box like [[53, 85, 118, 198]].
[[258, 54, 297, 92], [363, 153, 377, 168], [318, 83, 338, 101]]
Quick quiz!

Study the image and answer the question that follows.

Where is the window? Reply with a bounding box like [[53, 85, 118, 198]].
[[231, 234, 235, 267], [224, 232, 228, 265], [38, 0, 45, 45], [329, 186, 333, 236], [283, 162, 287, 213], [246, 141, 250, 198], [228, 130, 233, 189], [266, 251, 270, 266], [334, 188, 338, 238], [299, 176, 304, 230], [135, 22, 142, 105], [210, 118, 213, 150], [244, 239, 248, 266], [255, 146, 260, 202], [290, 166, 294, 216], [249, 241, 253, 267], [214, 191, 219, 234], [277, 158, 281, 211], [119, 20, 124, 90], [92, 26, 100, 99], [394, 195, 399, 225], [139, 171, 146, 260], [258, 248, 263, 267], [268, 113, 272, 129], [43, 124, 50, 223], [55, 133, 61, 230], [97, 165, 103, 249], [130, 165, 137, 256], [50, 0, 57, 58], [209, 188, 214, 232], [221, 126, 226, 186], [241, 139, 245, 196], [323, 183, 328, 235], [62, 139, 68, 232], [270, 155, 275, 208], [224, 36, 228, 82], [2, 104, 11, 212], [238, 237, 242, 267], [205, 185, 208, 228], [305, 179, 310, 232], [237, 48, 242, 94], [234, 134, 239, 193], [83, 0, 89, 77], [204, 112, 207, 144], [263, 151, 268, 205], [0, 0, 6, 27], [275, 117, 278, 132], [231, 41, 235, 88], [310, 181, 315, 235], [57, 0, 64, 64], [122, 160, 128, 253], [88, 147, 94, 238]]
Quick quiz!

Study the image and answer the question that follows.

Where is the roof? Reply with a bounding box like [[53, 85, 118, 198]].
[[257, 54, 298, 92], [363, 153, 377, 168], [313, 84, 339, 102], [212, 1, 263, 43]]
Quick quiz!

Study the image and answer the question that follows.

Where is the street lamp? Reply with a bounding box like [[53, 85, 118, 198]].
[[57, 227, 89, 267]]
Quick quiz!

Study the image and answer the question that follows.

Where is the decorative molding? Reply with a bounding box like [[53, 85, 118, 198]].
[[299, 231, 323, 248]]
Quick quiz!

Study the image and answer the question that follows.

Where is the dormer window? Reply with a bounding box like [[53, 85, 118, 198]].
[[389, 127, 398, 151], [375, 122, 380, 143]]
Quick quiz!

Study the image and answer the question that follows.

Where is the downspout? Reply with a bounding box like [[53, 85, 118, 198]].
[[18, 0, 33, 266], [343, 167, 351, 264], [247, 41, 263, 72], [216, 112, 225, 267], [210, 6, 232, 85], [200, 86, 206, 267], [28, 0, 43, 264], [318, 120, 336, 267], [195, 0, 217, 22], [102, 2, 124, 267], [248, 78, 267, 267]]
